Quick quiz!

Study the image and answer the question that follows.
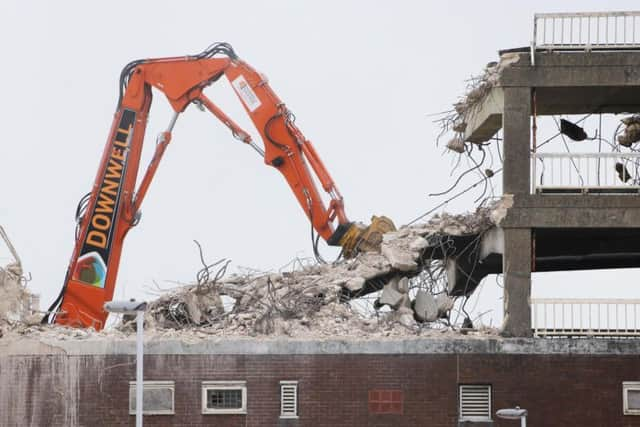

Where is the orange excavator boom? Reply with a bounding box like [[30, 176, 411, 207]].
[[43, 43, 393, 329]]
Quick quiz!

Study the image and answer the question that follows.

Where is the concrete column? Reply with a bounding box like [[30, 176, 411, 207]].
[[502, 228, 532, 337], [501, 87, 532, 337], [502, 87, 531, 194]]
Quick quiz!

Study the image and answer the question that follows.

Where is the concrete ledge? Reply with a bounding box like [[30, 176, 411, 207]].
[[502, 207, 640, 228], [513, 194, 640, 208], [501, 195, 640, 228], [2, 336, 640, 356], [464, 87, 503, 143]]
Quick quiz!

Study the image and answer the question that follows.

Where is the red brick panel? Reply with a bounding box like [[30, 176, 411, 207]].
[[368, 389, 403, 414]]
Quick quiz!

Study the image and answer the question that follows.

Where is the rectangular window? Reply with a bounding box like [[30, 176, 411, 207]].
[[129, 381, 175, 415], [459, 384, 492, 422], [368, 389, 403, 415], [202, 381, 247, 415], [280, 381, 298, 418], [624, 382, 640, 415]]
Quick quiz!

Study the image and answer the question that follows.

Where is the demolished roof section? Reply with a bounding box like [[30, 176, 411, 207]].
[[110, 200, 508, 338], [1, 199, 509, 340], [439, 52, 521, 148]]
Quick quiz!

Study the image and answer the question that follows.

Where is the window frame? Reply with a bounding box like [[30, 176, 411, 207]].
[[128, 380, 175, 416], [280, 381, 299, 419], [458, 384, 492, 422], [623, 381, 640, 415], [201, 381, 248, 415]]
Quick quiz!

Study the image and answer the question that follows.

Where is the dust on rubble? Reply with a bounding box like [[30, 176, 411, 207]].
[[0, 226, 34, 332], [1, 200, 509, 341], [0, 263, 29, 326], [110, 199, 507, 339]]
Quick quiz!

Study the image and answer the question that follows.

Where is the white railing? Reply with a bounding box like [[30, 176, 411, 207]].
[[534, 12, 640, 51], [532, 152, 640, 193], [532, 298, 640, 337]]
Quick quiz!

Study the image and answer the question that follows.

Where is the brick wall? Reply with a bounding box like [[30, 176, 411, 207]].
[[2, 352, 640, 426]]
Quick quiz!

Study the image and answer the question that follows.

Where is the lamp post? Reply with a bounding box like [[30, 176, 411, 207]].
[[496, 407, 528, 427], [104, 300, 148, 427]]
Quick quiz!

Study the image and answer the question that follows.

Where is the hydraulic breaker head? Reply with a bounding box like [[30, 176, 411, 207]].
[[328, 216, 396, 258]]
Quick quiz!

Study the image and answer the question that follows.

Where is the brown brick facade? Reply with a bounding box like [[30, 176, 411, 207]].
[[2, 352, 640, 426]]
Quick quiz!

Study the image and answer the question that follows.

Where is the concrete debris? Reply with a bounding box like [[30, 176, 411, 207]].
[[452, 121, 467, 133], [490, 194, 513, 225], [414, 290, 438, 322], [435, 293, 454, 317], [455, 53, 520, 119], [380, 282, 406, 309], [0, 226, 33, 329], [618, 115, 640, 147], [116, 198, 505, 337], [144, 286, 225, 329], [351, 253, 392, 280], [345, 276, 366, 292], [2, 198, 508, 339], [0, 263, 28, 326], [3, 321, 500, 342], [381, 243, 418, 272], [439, 53, 520, 146], [446, 136, 466, 153], [396, 277, 410, 294], [394, 306, 416, 328]]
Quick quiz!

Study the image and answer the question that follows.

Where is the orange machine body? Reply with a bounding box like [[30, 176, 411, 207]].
[[49, 44, 349, 329]]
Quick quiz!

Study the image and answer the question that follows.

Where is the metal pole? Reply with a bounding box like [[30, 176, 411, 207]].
[[136, 310, 144, 427], [522, 415, 527, 427], [166, 111, 179, 133]]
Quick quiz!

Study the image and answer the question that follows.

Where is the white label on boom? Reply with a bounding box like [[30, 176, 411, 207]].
[[232, 75, 261, 112]]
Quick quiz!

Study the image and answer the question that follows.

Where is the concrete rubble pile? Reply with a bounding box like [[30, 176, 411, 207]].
[[0, 226, 32, 332], [0, 200, 506, 340], [123, 200, 506, 338]]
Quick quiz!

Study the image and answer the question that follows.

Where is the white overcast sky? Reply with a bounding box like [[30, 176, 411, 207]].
[[1, 1, 639, 328]]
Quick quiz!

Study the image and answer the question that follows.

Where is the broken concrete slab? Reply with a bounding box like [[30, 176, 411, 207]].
[[395, 306, 416, 328], [435, 294, 454, 315], [0, 226, 32, 328], [379, 283, 406, 309], [414, 290, 438, 322], [381, 243, 418, 272], [409, 237, 429, 252], [352, 253, 392, 279], [396, 277, 409, 294], [463, 87, 504, 143], [345, 277, 366, 292]]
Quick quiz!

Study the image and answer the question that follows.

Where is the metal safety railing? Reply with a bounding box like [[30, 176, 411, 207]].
[[534, 11, 640, 50], [532, 298, 640, 337], [532, 12, 640, 64], [531, 152, 640, 194]]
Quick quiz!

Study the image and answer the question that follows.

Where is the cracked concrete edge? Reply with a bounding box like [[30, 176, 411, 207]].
[[1, 336, 640, 356]]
